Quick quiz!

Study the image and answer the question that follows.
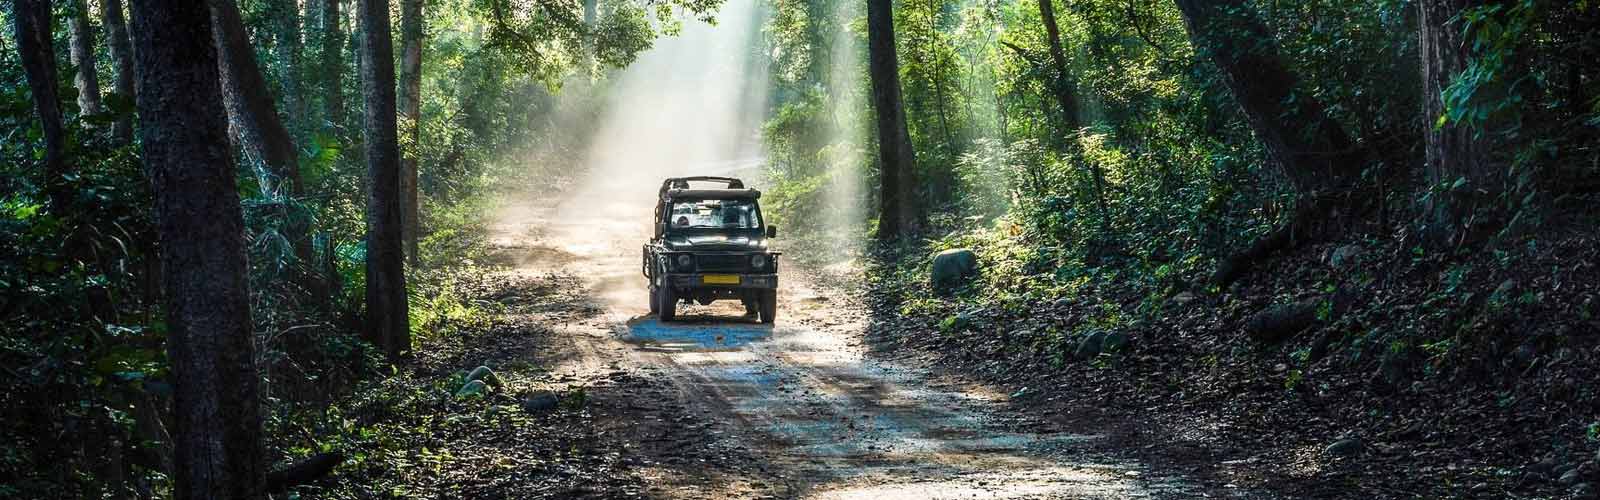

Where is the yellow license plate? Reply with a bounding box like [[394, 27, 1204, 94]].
[[702, 274, 741, 285]]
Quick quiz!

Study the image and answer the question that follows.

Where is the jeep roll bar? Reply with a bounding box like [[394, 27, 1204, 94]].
[[664, 176, 744, 190]]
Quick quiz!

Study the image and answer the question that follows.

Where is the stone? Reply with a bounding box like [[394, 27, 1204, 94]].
[[1561, 468, 1583, 486], [1514, 343, 1539, 365], [1244, 298, 1323, 344], [930, 249, 980, 292], [454, 380, 488, 399], [1378, 349, 1412, 388], [465, 365, 503, 389], [1534, 455, 1560, 474], [521, 391, 560, 413], [1075, 331, 1107, 360], [1324, 438, 1363, 457], [1493, 279, 1519, 302], [1101, 331, 1130, 352], [1574, 483, 1595, 499], [1329, 244, 1364, 268], [1170, 292, 1199, 307]]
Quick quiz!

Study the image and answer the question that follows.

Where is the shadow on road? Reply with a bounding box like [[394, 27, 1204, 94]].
[[622, 316, 774, 351]]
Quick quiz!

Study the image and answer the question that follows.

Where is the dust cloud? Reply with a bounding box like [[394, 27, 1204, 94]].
[[575, 0, 770, 199], [495, 0, 771, 312]]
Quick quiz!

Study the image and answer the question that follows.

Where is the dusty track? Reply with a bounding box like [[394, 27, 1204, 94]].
[[484, 176, 1211, 499]]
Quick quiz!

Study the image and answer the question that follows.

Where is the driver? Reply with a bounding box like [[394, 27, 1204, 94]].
[[675, 215, 691, 227]]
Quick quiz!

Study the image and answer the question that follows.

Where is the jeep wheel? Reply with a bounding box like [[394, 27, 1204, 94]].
[[649, 287, 660, 314], [659, 285, 677, 321], [758, 289, 776, 324]]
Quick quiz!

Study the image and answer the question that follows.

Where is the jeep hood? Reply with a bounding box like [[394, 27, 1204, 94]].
[[664, 233, 767, 252]]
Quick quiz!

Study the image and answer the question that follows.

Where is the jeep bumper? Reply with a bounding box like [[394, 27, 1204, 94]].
[[666, 273, 779, 289]]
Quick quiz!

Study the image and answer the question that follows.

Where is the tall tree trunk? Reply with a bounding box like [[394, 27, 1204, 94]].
[[1172, 0, 1363, 199], [68, 0, 105, 116], [102, 0, 138, 142], [210, 0, 320, 296], [360, 0, 411, 361], [1038, 0, 1111, 233], [399, 0, 423, 267], [866, 0, 921, 239], [319, 0, 346, 126], [1420, 0, 1489, 246], [13, 0, 72, 211], [268, 0, 307, 132], [210, 0, 304, 198], [127, 2, 264, 499]]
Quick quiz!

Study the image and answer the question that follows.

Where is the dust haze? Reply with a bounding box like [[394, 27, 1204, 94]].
[[495, 0, 771, 311]]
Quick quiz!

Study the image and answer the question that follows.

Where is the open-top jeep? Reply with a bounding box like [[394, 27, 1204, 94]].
[[643, 176, 780, 323]]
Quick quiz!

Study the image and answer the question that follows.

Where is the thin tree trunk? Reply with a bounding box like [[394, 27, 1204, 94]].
[[399, 0, 423, 267], [1420, 0, 1489, 246], [924, 0, 952, 150], [320, 0, 346, 126], [1038, 0, 1110, 232], [360, 0, 411, 361], [127, 2, 264, 499], [13, 0, 72, 211], [582, 0, 595, 71], [268, 0, 307, 132], [69, 0, 105, 116], [210, 0, 304, 198], [1172, 0, 1364, 199], [210, 0, 321, 298], [1037, 0, 1077, 129], [102, 0, 138, 142], [867, 0, 921, 239]]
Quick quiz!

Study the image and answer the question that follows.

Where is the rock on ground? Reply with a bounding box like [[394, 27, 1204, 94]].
[[931, 249, 979, 292]]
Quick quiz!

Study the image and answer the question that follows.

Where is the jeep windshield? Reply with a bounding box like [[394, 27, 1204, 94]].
[[668, 199, 763, 230]]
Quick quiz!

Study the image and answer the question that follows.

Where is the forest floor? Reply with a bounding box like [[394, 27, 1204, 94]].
[[329, 177, 1271, 499], [860, 213, 1600, 498], [322, 176, 1597, 499]]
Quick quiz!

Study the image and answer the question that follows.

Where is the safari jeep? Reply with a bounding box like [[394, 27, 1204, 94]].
[[643, 176, 780, 323]]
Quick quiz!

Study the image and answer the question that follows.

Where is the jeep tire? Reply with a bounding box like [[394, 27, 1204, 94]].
[[658, 284, 678, 321], [758, 289, 777, 324]]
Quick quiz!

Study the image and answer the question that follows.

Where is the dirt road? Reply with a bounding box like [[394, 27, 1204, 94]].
[[483, 174, 1208, 499]]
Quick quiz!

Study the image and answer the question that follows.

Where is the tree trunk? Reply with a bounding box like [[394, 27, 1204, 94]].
[[319, 0, 346, 126], [1420, 0, 1490, 246], [1036, 0, 1078, 129], [126, 2, 265, 499], [210, 0, 321, 299], [69, 0, 105, 116], [360, 0, 411, 361], [209, 0, 304, 198], [866, 0, 921, 239], [1038, 0, 1110, 233], [1172, 0, 1364, 199], [399, 0, 423, 267], [102, 0, 138, 142], [269, 0, 307, 133], [13, 0, 72, 211]]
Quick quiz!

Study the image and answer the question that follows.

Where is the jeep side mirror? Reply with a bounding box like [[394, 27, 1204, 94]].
[[655, 222, 667, 236], [765, 225, 778, 238]]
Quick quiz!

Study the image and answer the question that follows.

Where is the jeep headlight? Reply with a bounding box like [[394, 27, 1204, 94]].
[[750, 254, 767, 270], [674, 254, 693, 271]]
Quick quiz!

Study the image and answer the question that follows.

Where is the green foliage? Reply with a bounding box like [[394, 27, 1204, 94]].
[[1, 0, 694, 494]]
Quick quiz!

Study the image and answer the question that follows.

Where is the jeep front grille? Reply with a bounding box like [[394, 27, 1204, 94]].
[[695, 254, 747, 272]]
